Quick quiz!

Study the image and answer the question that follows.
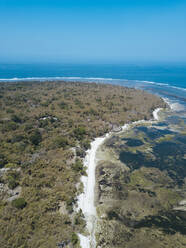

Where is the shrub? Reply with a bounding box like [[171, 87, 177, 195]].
[[81, 139, 91, 150], [7, 171, 20, 189], [76, 148, 86, 158], [41, 101, 49, 107], [39, 119, 49, 128], [72, 159, 86, 175], [54, 136, 68, 148], [58, 101, 68, 109], [11, 114, 22, 123], [71, 233, 79, 245], [5, 163, 18, 168], [8, 178, 19, 189], [29, 130, 42, 145], [73, 127, 86, 140], [72, 159, 83, 172], [74, 99, 84, 108], [12, 198, 27, 209], [6, 108, 15, 113], [68, 119, 74, 128], [24, 123, 33, 131], [14, 141, 27, 152], [107, 210, 119, 220], [89, 108, 98, 116], [0, 154, 7, 168], [4, 121, 17, 131], [12, 135, 25, 143]]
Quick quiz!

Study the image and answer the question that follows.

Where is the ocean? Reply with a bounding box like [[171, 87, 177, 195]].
[[0, 63, 186, 86]]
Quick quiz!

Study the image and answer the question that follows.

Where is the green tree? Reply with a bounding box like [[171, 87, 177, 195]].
[[12, 198, 27, 209]]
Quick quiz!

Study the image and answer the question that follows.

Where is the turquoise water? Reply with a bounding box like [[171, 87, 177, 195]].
[[0, 63, 186, 88]]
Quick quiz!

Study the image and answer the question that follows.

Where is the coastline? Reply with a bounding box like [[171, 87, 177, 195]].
[[77, 105, 164, 248], [163, 97, 185, 112], [77, 137, 108, 248]]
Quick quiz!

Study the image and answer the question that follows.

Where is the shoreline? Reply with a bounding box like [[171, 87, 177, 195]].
[[77, 105, 164, 248], [77, 137, 108, 248], [163, 97, 185, 112]]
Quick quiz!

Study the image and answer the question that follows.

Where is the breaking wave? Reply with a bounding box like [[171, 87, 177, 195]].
[[0, 76, 185, 92]]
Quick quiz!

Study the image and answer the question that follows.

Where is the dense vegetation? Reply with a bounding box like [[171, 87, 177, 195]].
[[0, 81, 165, 248]]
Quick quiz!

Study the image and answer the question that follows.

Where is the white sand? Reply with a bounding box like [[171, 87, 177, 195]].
[[77, 107, 162, 248], [77, 136, 108, 248], [153, 108, 162, 120]]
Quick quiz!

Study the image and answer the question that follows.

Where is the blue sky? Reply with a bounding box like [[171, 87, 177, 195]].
[[0, 0, 186, 63]]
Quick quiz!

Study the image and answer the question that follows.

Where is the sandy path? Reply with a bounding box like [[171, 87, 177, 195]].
[[77, 136, 108, 248], [77, 107, 162, 248]]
